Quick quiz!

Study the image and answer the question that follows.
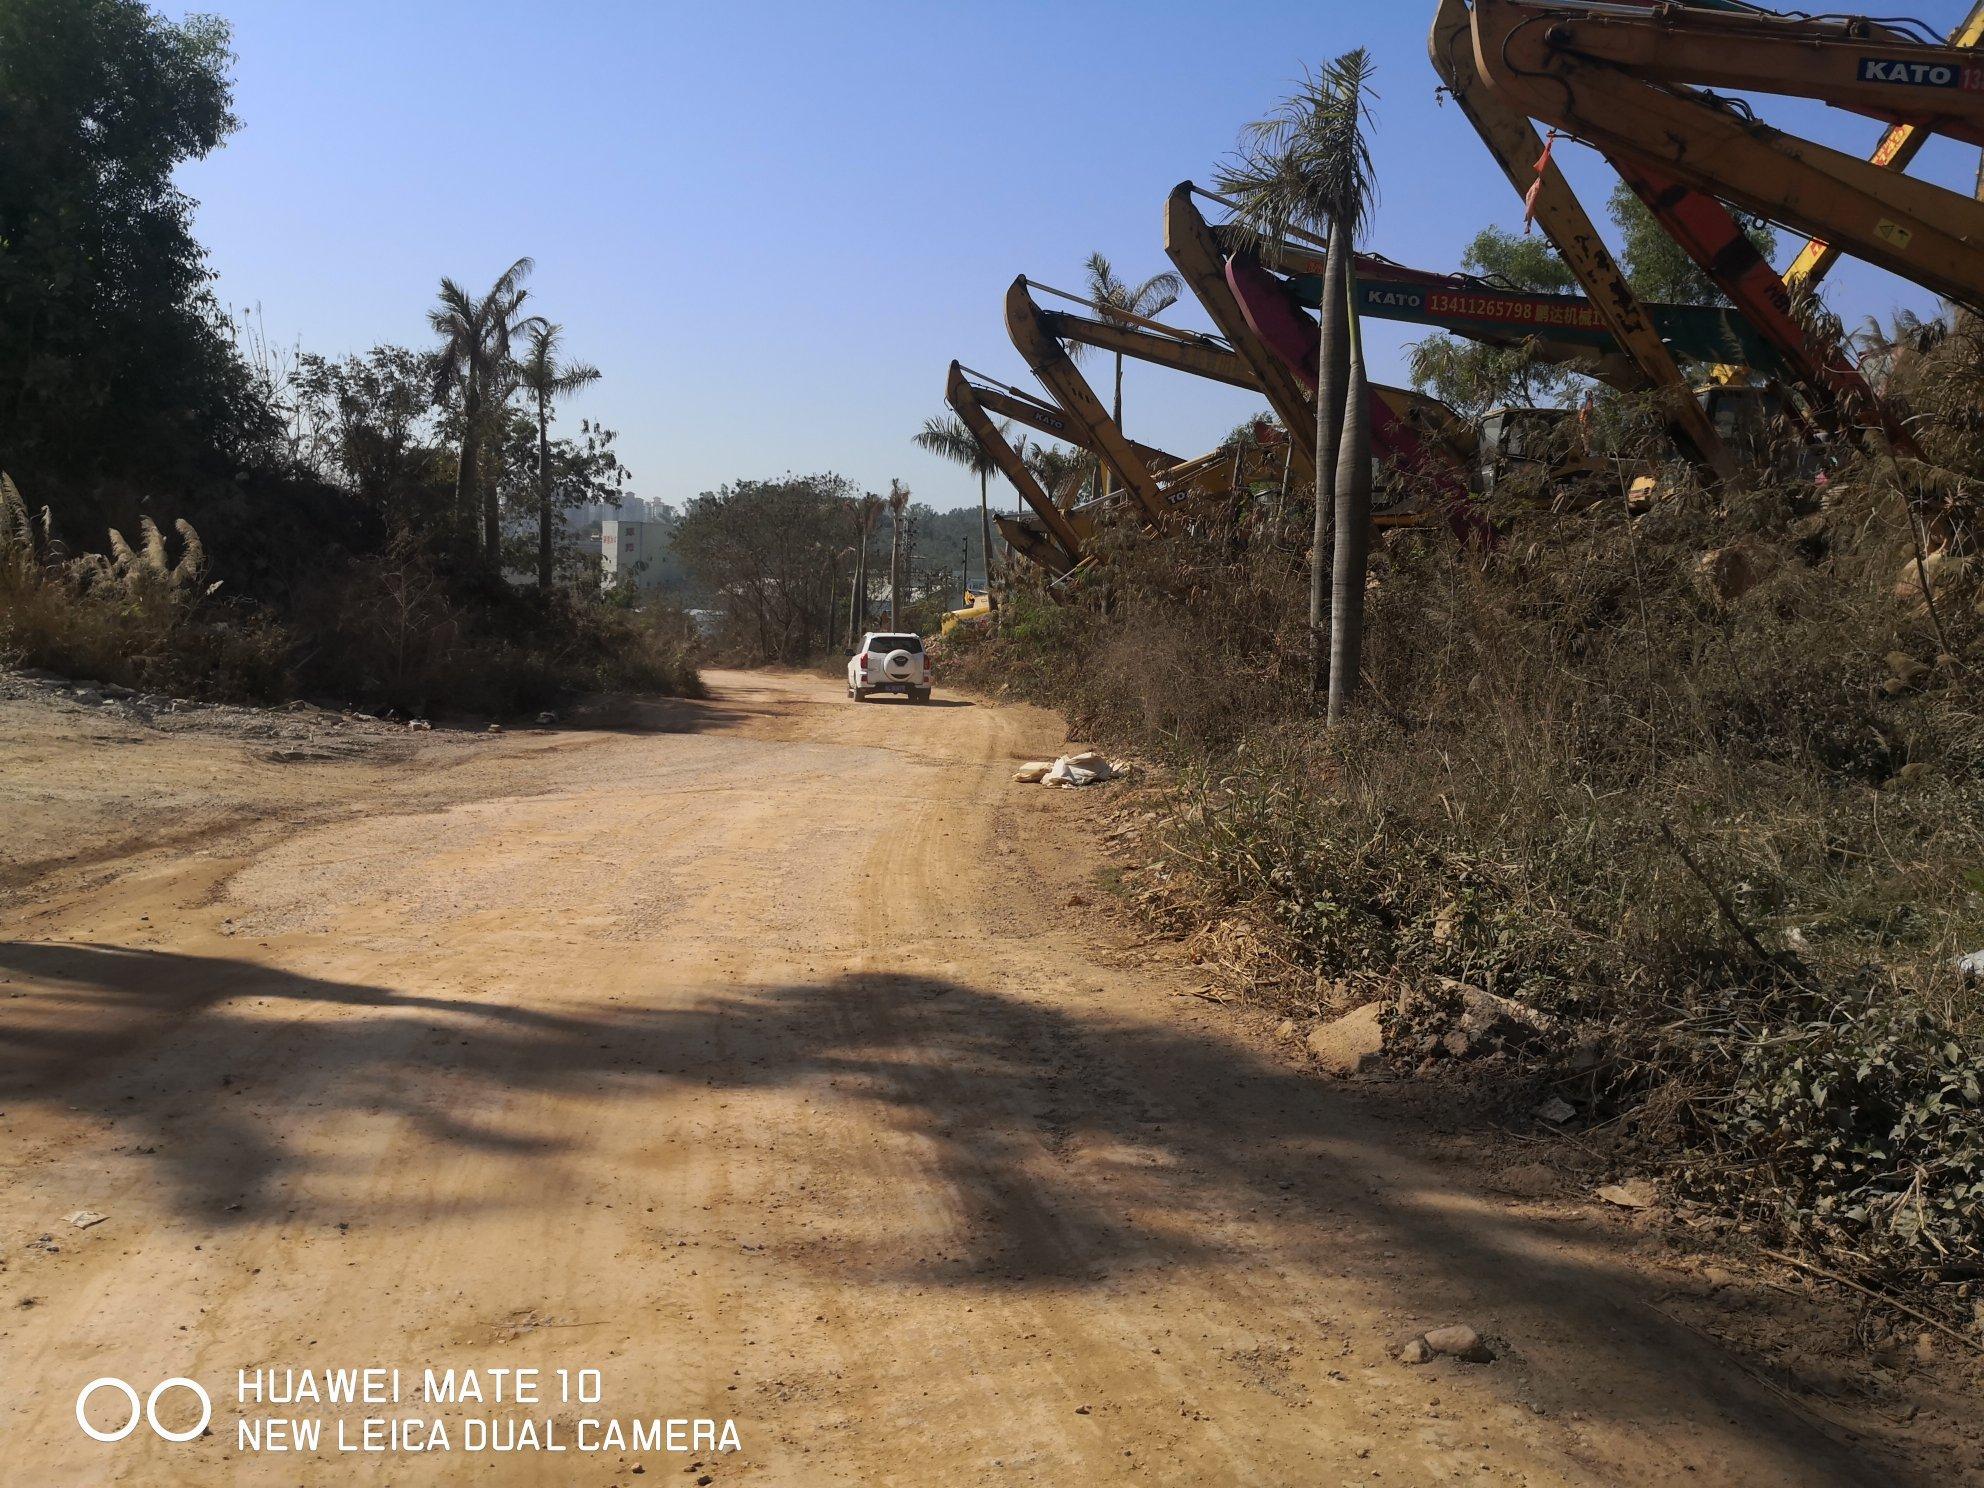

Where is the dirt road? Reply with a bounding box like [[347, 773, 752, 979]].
[[0, 669, 1963, 1484]]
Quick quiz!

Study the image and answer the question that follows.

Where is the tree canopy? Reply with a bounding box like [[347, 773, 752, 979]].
[[0, 0, 266, 505], [1410, 189, 1781, 415]]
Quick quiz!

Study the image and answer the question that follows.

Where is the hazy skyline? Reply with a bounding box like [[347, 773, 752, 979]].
[[169, 0, 1978, 512]]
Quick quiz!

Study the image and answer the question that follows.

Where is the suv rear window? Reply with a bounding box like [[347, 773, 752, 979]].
[[867, 635, 921, 654]]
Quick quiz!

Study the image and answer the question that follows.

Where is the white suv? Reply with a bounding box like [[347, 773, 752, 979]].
[[848, 632, 932, 703]]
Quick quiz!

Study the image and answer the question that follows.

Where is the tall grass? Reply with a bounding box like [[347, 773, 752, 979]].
[[1, 475, 700, 713], [947, 336, 1984, 1304]]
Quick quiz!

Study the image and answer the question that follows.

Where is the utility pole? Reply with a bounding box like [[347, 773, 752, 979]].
[[962, 538, 970, 606]]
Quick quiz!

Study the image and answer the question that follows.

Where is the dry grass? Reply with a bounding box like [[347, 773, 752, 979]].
[[2, 476, 701, 713], [948, 346, 1984, 1311]]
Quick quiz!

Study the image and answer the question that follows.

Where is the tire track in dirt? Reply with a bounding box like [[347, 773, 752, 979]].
[[0, 668, 1949, 1484]]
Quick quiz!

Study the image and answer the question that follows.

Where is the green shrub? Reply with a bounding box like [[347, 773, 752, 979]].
[[1695, 992, 1984, 1274]]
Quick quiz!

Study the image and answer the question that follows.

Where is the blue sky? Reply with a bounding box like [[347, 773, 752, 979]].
[[167, 0, 1981, 514]]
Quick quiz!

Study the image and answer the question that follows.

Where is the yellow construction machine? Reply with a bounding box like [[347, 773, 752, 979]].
[[1465, 0, 1984, 452]]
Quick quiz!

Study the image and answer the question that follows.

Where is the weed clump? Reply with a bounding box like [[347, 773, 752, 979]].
[[1, 474, 700, 713], [948, 404, 1984, 1309]]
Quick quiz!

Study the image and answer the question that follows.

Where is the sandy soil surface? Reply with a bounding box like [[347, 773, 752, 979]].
[[1, 667, 1976, 1485]]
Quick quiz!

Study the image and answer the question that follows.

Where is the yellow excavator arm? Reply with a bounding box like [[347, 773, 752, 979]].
[[1029, 295, 1257, 392], [1163, 183, 1320, 488], [944, 360, 1086, 567], [1469, 0, 1984, 315], [1787, 9, 1984, 296], [945, 359, 1285, 576], [963, 368, 1182, 473], [1525, 3, 1984, 149], [1004, 275, 1172, 525], [1633, 0, 1984, 301], [1428, 0, 1735, 480]]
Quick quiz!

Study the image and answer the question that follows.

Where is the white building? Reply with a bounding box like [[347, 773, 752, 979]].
[[601, 518, 662, 589], [572, 495, 661, 530]]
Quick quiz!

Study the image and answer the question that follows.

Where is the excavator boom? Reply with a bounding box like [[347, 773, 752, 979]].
[[1163, 183, 1320, 487], [1784, 1, 1984, 295], [1006, 271, 1483, 540], [944, 360, 1085, 566], [1607, 156, 1893, 446], [1524, 3, 1984, 149], [1250, 238, 1787, 381], [1005, 275, 1171, 525], [1041, 261, 1485, 478], [965, 370, 1182, 471], [1428, 0, 1734, 478], [1029, 298, 1258, 391], [1469, 0, 1984, 315], [1221, 253, 1493, 543], [994, 513, 1080, 580]]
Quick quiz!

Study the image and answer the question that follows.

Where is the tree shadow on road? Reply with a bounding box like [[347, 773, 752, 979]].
[[0, 942, 1907, 1485]]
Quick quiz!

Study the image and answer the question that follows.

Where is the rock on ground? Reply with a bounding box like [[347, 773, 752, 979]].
[[1422, 1324, 1494, 1362], [1305, 1002, 1385, 1076], [1596, 1178, 1658, 1210]]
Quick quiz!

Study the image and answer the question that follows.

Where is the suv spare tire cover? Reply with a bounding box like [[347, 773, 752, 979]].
[[884, 650, 913, 677]]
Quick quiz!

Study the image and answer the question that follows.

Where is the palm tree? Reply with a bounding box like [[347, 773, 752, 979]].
[[514, 322, 601, 591], [1023, 439, 1096, 508], [849, 493, 883, 648], [913, 413, 1006, 607], [845, 496, 884, 646], [430, 256, 536, 563], [1081, 254, 1182, 500], [886, 478, 911, 625], [1216, 52, 1377, 720]]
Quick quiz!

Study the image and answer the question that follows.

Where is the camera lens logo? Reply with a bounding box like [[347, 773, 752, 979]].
[[75, 1377, 211, 1443]]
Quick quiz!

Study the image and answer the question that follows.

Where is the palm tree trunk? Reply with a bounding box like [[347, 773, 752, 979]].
[[889, 518, 902, 626], [456, 382, 482, 552], [978, 470, 995, 610], [1326, 260, 1372, 728], [482, 406, 503, 565], [1312, 230, 1351, 697], [535, 394, 554, 591], [845, 563, 859, 650]]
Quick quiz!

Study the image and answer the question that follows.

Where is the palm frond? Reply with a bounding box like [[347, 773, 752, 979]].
[[1083, 253, 1185, 321], [489, 256, 535, 302], [1084, 252, 1125, 307], [551, 362, 601, 396], [514, 320, 602, 407], [1214, 50, 1379, 251], [1130, 270, 1183, 318], [914, 413, 1004, 480]]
